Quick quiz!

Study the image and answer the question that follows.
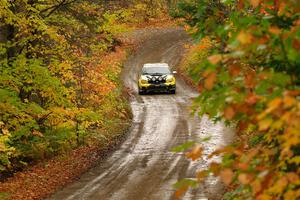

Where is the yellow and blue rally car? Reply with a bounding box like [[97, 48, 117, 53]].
[[138, 63, 176, 95]]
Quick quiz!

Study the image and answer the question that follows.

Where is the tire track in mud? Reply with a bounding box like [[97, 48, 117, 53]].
[[49, 28, 234, 200]]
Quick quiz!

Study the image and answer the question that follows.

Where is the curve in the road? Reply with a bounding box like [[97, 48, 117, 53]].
[[49, 28, 234, 200]]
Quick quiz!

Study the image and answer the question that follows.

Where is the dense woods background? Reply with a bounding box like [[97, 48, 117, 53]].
[[0, 0, 178, 176]]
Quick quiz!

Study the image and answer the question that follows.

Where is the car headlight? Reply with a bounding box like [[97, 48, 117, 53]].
[[166, 77, 175, 83], [140, 79, 148, 84]]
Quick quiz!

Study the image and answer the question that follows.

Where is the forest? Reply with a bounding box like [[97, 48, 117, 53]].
[[0, 0, 176, 175], [1, 0, 299, 199]]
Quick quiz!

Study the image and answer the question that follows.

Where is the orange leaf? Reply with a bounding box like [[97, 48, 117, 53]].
[[237, 121, 249, 132], [224, 106, 235, 120], [32, 130, 44, 137], [220, 169, 233, 185], [244, 70, 256, 88], [237, 162, 249, 170], [204, 72, 216, 90], [210, 162, 221, 175], [185, 145, 203, 161], [267, 98, 282, 113], [286, 172, 300, 183], [292, 39, 300, 50], [246, 93, 259, 105], [251, 180, 262, 194], [228, 64, 241, 76], [244, 148, 259, 163], [184, 25, 190, 31], [269, 26, 281, 35], [238, 173, 251, 184], [197, 44, 207, 50], [197, 82, 204, 93], [197, 170, 209, 182], [249, 0, 260, 8], [174, 186, 188, 198], [208, 54, 222, 64], [238, 0, 244, 9], [278, 2, 287, 16], [286, 90, 300, 97]]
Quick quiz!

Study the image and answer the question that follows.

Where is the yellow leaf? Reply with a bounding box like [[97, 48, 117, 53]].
[[283, 96, 296, 108], [1, 129, 9, 135], [271, 120, 283, 130], [266, 98, 282, 114], [258, 118, 273, 131], [270, 177, 288, 194], [281, 112, 292, 123], [284, 190, 300, 200], [237, 31, 252, 44], [257, 194, 273, 200]]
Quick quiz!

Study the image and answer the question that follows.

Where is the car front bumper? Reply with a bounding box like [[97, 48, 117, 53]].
[[139, 82, 176, 93]]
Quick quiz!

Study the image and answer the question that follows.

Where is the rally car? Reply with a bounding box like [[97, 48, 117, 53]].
[[138, 63, 176, 95]]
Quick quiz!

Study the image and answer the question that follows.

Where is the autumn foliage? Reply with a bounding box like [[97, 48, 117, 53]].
[[0, 0, 175, 177], [174, 0, 300, 199]]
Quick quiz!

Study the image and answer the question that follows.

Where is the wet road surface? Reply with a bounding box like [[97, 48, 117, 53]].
[[49, 28, 234, 200]]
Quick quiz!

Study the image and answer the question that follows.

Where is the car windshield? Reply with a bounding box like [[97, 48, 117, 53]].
[[142, 67, 171, 75]]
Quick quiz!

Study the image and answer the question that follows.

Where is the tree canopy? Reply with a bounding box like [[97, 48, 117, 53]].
[[0, 0, 174, 174]]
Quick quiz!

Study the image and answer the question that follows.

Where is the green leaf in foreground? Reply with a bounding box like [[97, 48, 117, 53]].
[[171, 141, 195, 152], [173, 178, 198, 189]]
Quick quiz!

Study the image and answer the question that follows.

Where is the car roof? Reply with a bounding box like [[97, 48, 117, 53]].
[[143, 63, 169, 68]]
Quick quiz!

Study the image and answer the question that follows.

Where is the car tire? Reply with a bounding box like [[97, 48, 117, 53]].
[[138, 89, 145, 95]]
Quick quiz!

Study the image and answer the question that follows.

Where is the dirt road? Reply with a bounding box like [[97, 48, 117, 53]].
[[49, 28, 234, 200]]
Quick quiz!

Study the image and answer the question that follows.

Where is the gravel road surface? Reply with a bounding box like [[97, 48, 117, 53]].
[[49, 28, 234, 200]]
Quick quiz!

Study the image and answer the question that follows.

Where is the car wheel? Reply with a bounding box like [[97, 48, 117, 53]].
[[170, 90, 176, 94], [138, 89, 145, 95]]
